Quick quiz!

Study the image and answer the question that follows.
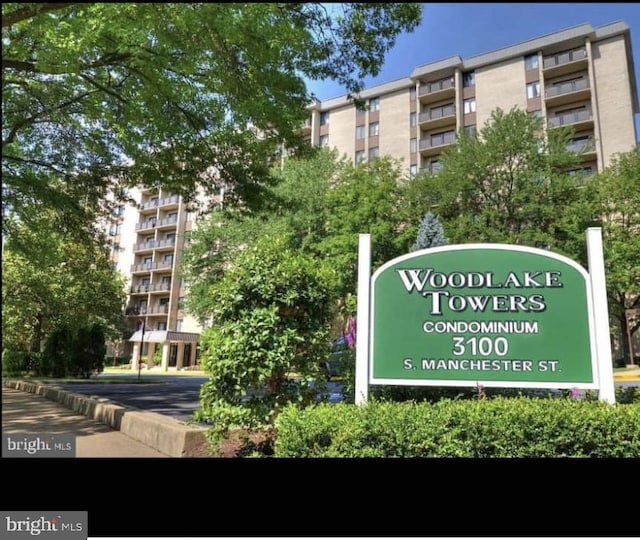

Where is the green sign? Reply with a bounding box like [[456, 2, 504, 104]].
[[370, 245, 597, 387]]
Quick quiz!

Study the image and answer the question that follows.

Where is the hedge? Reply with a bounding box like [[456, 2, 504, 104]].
[[274, 397, 640, 457]]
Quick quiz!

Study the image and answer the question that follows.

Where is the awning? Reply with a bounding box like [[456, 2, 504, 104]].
[[128, 330, 200, 343]]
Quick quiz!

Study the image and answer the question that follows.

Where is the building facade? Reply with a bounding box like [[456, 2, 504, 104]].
[[106, 187, 215, 371], [304, 21, 638, 176]]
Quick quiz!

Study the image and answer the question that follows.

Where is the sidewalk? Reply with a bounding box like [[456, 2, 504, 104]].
[[2, 386, 169, 458]]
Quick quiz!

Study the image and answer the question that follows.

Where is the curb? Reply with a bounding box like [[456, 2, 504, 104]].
[[613, 371, 640, 382], [2, 379, 209, 458]]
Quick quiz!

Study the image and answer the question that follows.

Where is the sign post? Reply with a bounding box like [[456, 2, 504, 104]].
[[587, 227, 615, 403], [355, 234, 371, 405]]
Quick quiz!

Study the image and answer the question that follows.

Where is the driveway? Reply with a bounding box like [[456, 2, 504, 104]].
[[53, 372, 345, 423]]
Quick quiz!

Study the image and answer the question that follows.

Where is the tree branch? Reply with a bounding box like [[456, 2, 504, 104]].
[[79, 73, 128, 104], [2, 3, 76, 28]]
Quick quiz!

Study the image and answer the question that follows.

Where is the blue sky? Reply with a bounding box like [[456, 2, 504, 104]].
[[306, 3, 640, 141]]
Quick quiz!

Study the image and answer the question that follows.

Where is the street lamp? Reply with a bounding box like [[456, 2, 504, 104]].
[[138, 315, 146, 381]]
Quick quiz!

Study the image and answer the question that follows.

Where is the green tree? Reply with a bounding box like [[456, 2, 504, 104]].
[[196, 235, 337, 437], [2, 3, 422, 248], [181, 148, 341, 323], [411, 211, 449, 251], [583, 147, 640, 363], [69, 324, 107, 378], [1, 211, 126, 354], [316, 156, 410, 297], [412, 107, 589, 260]]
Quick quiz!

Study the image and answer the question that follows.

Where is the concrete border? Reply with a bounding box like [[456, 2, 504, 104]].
[[2, 379, 209, 457]]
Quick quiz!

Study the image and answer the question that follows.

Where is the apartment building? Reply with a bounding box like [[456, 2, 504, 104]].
[[106, 187, 216, 371], [304, 21, 638, 177]]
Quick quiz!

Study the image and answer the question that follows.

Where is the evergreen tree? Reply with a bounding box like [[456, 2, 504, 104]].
[[411, 211, 449, 251]]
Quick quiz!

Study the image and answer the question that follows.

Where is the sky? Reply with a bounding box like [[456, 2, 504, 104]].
[[306, 3, 640, 141]]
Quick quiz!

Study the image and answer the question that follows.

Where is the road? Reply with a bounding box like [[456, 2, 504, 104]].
[[52, 372, 638, 423], [54, 372, 345, 423]]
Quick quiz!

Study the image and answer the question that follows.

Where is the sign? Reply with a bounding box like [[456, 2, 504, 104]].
[[369, 244, 599, 388]]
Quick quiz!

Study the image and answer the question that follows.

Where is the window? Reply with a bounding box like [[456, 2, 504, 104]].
[[410, 164, 417, 178], [430, 160, 443, 173], [116, 205, 125, 217], [356, 125, 366, 139], [145, 235, 154, 245], [176, 320, 183, 332], [462, 71, 475, 87], [529, 110, 543, 119], [527, 81, 541, 99], [141, 277, 151, 286], [163, 253, 173, 264], [464, 125, 477, 139], [319, 134, 329, 147], [369, 122, 379, 137], [524, 53, 539, 71], [410, 138, 417, 153], [165, 232, 175, 243], [157, 322, 167, 331], [368, 146, 379, 161], [409, 87, 416, 101], [410, 112, 417, 127], [463, 98, 476, 114], [355, 150, 365, 164], [161, 275, 171, 285], [320, 111, 329, 125], [369, 97, 380, 111], [178, 296, 185, 309], [143, 256, 152, 268]]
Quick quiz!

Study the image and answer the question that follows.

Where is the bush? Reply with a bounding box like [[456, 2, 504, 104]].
[[2, 350, 30, 376], [197, 235, 336, 437], [275, 398, 640, 457]]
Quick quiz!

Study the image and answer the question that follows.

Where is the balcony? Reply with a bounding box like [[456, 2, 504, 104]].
[[548, 109, 593, 131], [130, 284, 151, 295], [298, 117, 312, 136], [125, 306, 147, 317], [146, 304, 169, 315], [155, 215, 178, 230], [419, 131, 456, 157], [542, 47, 588, 77], [133, 241, 155, 253], [159, 194, 180, 208], [130, 260, 173, 273], [566, 138, 596, 160], [418, 104, 456, 130], [154, 238, 176, 251], [545, 78, 590, 107], [130, 262, 153, 273], [418, 77, 455, 105], [149, 282, 172, 293], [135, 219, 157, 232], [140, 198, 159, 211]]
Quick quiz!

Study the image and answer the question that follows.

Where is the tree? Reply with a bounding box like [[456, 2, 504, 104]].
[[196, 235, 337, 437], [582, 147, 640, 363], [316, 156, 410, 297], [1, 211, 126, 354], [411, 107, 590, 261], [411, 211, 448, 251], [2, 3, 422, 249], [181, 147, 341, 323]]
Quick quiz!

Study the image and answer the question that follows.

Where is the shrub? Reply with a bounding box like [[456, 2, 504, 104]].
[[275, 398, 640, 457], [2, 350, 30, 376]]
